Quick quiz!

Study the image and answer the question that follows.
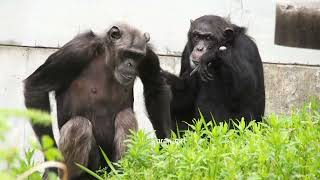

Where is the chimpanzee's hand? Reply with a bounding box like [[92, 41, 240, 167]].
[[198, 46, 227, 82], [198, 51, 215, 82]]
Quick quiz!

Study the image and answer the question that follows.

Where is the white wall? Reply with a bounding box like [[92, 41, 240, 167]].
[[1, 0, 320, 65]]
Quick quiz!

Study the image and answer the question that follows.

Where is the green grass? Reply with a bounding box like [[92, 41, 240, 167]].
[[87, 99, 320, 179], [0, 109, 61, 180], [2, 101, 319, 179]]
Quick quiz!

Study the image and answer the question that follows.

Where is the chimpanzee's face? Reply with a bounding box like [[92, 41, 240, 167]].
[[189, 27, 218, 69], [188, 16, 233, 69], [106, 24, 150, 86]]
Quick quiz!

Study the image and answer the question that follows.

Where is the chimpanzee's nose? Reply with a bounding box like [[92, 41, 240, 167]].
[[197, 46, 204, 51], [126, 60, 136, 68]]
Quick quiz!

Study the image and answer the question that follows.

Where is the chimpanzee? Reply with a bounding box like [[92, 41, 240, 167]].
[[162, 15, 265, 132], [24, 23, 171, 179]]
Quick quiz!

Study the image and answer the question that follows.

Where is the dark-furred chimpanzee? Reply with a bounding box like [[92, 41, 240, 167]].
[[24, 23, 171, 179], [162, 15, 265, 132]]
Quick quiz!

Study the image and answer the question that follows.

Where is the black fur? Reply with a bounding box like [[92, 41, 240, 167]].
[[24, 25, 171, 179], [163, 15, 265, 132]]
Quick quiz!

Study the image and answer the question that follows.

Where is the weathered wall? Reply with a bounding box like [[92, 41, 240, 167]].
[[1, 45, 319, 115], [264, 63, 320, 114], [275, 0, 320, 49]]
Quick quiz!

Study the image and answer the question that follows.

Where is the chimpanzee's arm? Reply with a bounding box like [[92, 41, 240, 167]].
[[138, 47, 171, 139], [223, 35, 259, 94], [24, 31, 104, 144], [161, 70, 198, 113]]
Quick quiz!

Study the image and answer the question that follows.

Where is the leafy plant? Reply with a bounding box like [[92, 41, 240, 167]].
[[0, 109, 62, 180], [81, 99, 320, 179]]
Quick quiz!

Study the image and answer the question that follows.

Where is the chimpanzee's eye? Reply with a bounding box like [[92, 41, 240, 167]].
[[206, 35, 216, 41], [193, 34, 200, 41]]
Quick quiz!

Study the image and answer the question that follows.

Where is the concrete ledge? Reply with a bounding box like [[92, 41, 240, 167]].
[[0, 45, 319, 115], [264, 63, 320, 114]]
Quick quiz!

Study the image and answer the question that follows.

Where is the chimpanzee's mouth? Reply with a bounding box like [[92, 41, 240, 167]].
[[189, 54, 201, 69], [114, 70, 136, 86], [121, 73, 134, 80], [192, 61, 199, 66]]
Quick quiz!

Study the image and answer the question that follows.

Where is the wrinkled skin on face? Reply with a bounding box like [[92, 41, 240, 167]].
[[105, 24, 150, 86], [188, 16, 234, 81]]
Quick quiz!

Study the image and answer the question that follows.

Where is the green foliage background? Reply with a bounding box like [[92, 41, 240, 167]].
[[90, 99, 320, 179], [0, 109, 62, 180]]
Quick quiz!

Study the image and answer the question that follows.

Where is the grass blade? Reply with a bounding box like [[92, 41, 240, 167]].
[[75, 163, 103, 180], [99, 146, 119, 176]]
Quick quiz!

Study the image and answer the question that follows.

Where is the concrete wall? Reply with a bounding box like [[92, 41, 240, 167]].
[[1, 45, 319, 114], [264, 63, 320, 114]]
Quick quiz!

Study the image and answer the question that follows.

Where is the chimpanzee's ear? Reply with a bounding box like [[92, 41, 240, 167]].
[[190, 19, 194, 26], [144, 32, 150, 42], [223, 27, 234, 43]]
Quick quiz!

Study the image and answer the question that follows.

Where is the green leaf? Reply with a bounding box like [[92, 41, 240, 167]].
[[75, 163, 103, 180], [47, 172, 59, 180], [41, 135, 54, 150], [28, 172, 42, 180], [44, 148, 63, 161]]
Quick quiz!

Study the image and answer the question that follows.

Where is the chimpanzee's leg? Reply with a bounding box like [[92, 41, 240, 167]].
[[113, 108, 138, 161], [59, 116, 100, 180]]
